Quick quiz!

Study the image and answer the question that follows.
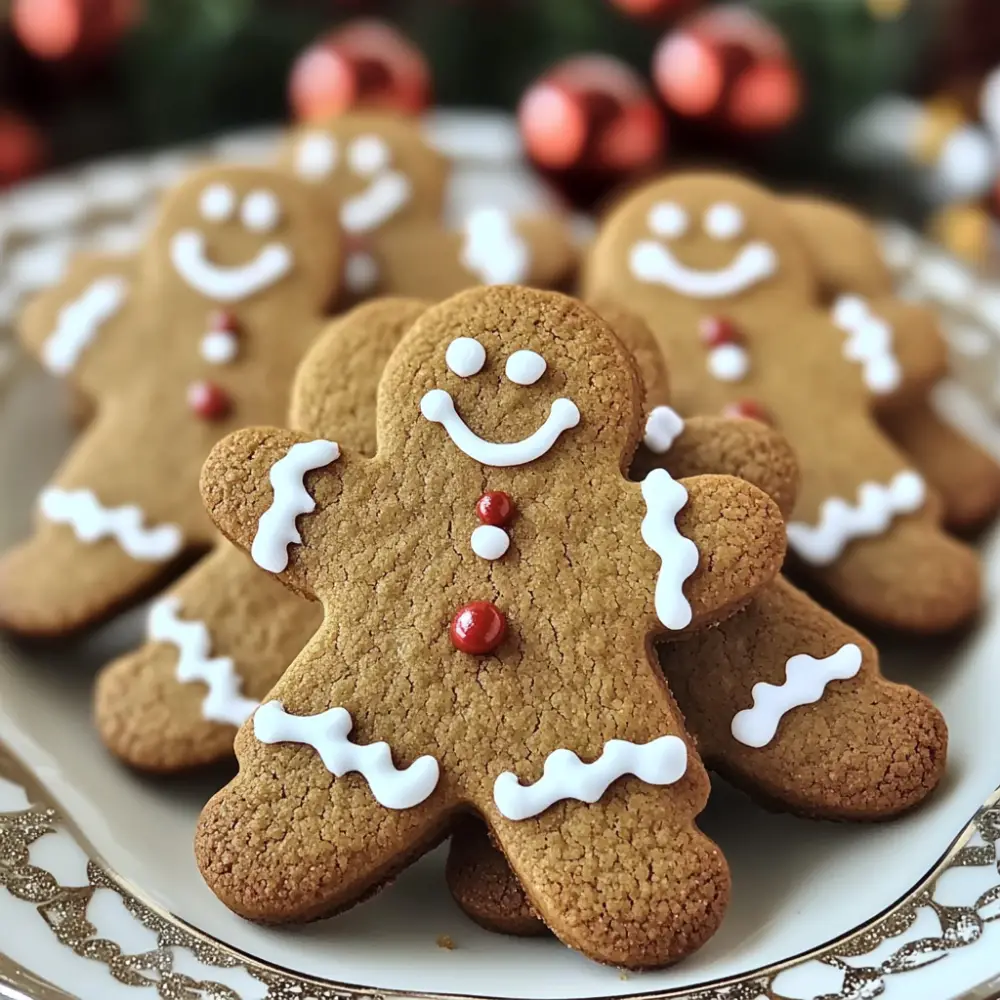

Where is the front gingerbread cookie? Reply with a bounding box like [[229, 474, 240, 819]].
[[195, 285, 787, 968]]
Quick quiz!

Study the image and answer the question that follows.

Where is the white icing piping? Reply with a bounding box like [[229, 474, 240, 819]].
[[460, 207, 530, 285], [251, 439, 340, 573], [730, 643, 863, 748], [253, 701, 440, 810], [629, 239, 777, 299], [831, 295, 902, 395], [493, 735, 688, 821], [148, 597, 258, 727], [419, 389, 580, 467], [339, 171, 411, 233], [169, 230, 292, 302], [42, 276, 128, 376], [640, 469, 699, 630], [38, 487, 183, 561], [643, 406, 684, 454], [786, 470, 926, 566]]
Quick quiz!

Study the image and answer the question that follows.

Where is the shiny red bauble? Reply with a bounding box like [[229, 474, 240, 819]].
[[289, 19, 431, 122], [450, 601, 507, 655], [475, 491, 515, 528], [0, 110, 46, 188], [12, 0, 140, 61]]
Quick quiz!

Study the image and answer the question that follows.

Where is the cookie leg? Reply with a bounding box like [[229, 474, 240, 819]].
[[880, 399, 1000, 533], [664, 576, 948, 819], [489, 783, 730, 969], [94, 544, 322, 772]]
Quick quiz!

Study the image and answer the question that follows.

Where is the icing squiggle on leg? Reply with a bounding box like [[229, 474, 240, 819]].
[[253, 701, 440, 810], [148, 597, 258, 727], [493, 736, 688, 821], [730, 643, 863, 748], [38, 488, 183, 561], [787, 471, 926, 566]]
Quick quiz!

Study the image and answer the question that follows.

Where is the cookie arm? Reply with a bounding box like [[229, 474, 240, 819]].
[[200, 427, 354, 600], [17, 252, 138, 396], [868, 298, 948, 409]]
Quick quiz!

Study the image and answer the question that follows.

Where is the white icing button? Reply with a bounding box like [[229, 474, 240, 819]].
[[505, 349, 546, 385], [344, 251, 380, 293], [707, 343, 749, 382], [643, 405, 684, 454], [471, 524, 510, 560], [200, 330, 238, 365], [200, 183, 236, 223], [648, 202, 688, 239], [445, 337, 486, 378], [348, 134, 391, 176], [296, 132, 338, 180], [704, 202, 744, 240], [241, 190, 280, 232]]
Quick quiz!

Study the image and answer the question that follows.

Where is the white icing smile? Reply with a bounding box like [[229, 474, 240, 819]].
[[629, 238, 777, 299], [340, 171, 411, 233], [420, 389, 580, 467], [170, 230, 292, 302]]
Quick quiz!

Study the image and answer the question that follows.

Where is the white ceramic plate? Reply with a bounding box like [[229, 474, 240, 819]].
[[1, 113, 1000, 1000]]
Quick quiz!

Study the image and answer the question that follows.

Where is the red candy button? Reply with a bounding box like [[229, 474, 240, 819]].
[[699, 315, 741, 349], [475, 491, 515, 527], [451, 601, 507, 655], [722, 398, 771, 424], [208, 309, 239, 333], [187, 380, 231, 420]]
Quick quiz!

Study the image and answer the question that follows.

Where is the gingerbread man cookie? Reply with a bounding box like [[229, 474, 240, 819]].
[[95, 298, 428, 772], [279, 114, 577, 301], [785, 195, 1000, 533], [584, 173, 981, 632], [0, 165, 341, 635], [195, 286, 788, 968]]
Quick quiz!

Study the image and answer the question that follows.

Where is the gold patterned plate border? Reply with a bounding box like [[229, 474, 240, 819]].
[[0, 739, 998, 1000]]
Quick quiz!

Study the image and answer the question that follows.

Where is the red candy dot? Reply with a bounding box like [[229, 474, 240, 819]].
[[699, 316, 741, 349], [208, 309, 240, 333], [451, 601, 507, 655], [475, 491, 515, 527], [187, 381, 231, 421], [722, 399, 771, 424]]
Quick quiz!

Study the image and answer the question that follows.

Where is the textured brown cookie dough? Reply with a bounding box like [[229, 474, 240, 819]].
[[94, 299, 428, 772], [786, 196, 1000, 533], [585, 172, 981, 633], [0, 165, 341, 636], [195, 286, 788, 968]]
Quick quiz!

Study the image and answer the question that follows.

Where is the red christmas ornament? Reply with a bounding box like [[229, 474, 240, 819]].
[[698, 315, 741, 349], [722, 398, 771, 424], [475, 491, 515, 527], [289, 19, 431, 122], [0, 110, 46, 188], [518, 55, 666, 205], [12, 0, 140, 61], [653, 5, 802, 133], [187, 381, 231, 421], [450, 601, 507, 655], [609, 0, 693, 17], [208, 310, 239, 333]]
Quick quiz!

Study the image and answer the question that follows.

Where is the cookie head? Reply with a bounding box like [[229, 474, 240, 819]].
[[282, 114, 447, 234], [148, 165, 339, 310], [589, 173, 815, 310], [377, 287, 641, 473]]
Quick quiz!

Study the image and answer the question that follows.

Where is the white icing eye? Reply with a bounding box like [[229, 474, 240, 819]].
[[241, 190, 280, 232], [505, 349, 546, 386], [648, 202, 688, 239], [348, 134, 391, 176], [704, 202, 744, 240], [296, 132, 338, 180], [200, 183, 235, 222], [446, 337, 486, 378]]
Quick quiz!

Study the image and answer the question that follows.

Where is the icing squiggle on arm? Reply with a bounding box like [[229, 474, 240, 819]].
[[38, 488, 183, 561], [148, 597, 258, 727], [493, 736, 688, 821], [460, 207, 530, 285], [787, 471, 925, 566], [251, 439, 340, 573], [42, 276, 128, 376], [253, 702, 440, 810], [731, 643, 863, 748], [831, 295, 901, 395], [643, 406, 684, 454], [640, 469, 699, 629]]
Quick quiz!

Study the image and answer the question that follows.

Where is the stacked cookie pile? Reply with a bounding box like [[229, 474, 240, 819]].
[[2, 114, 997, 970]]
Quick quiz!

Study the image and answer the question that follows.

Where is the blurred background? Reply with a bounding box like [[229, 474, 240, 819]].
[[1, 0, 1000, 263]]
